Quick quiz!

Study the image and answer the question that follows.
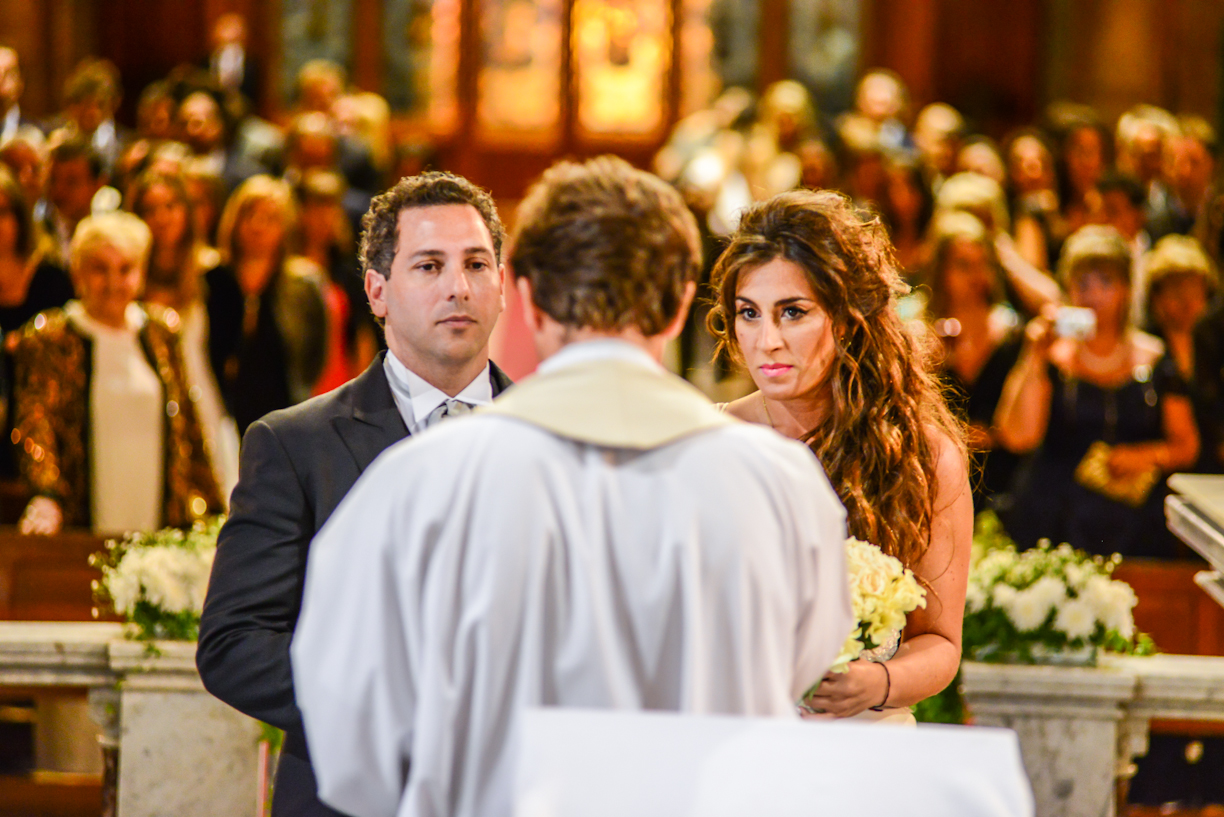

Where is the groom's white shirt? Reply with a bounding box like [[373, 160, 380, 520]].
[[292, 340, 852, 817]]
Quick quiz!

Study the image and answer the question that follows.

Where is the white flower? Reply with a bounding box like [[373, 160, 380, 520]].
[[829, 537, 926, 673], [1080, 575, 1136, 639], [104, 555, 142, 615], [992, 583, 1018, 609], [1028, 576, 1067, 611], [965, 582, 987, 613], [1063, 563, 1090, 591], [1055, 598, 1098, 640], [1005, 585, 1054, 631]]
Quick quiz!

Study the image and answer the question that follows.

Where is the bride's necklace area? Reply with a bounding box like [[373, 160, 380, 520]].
[[762, 393, 821, 444]]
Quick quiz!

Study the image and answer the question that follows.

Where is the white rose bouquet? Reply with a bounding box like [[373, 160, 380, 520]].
[[90, 517, 224, 641], [829, 536, 927, 674], [963, 514, 1152, 664]]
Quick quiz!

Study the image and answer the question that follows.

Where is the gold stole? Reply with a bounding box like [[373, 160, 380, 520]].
[[480, 358, 735, 449]]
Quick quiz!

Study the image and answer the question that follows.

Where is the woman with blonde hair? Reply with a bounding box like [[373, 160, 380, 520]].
[[295, 169, 378, 394], [207, 175, 327, 434], [935, 170, 1061, 318], [128, 168, 239, 497], [1141, 234, 1217, 376], [995, 225, 1199, 557], [922, 211, 1022, 510], [12, 211, 222, 534], [710, 188, 972, 721]]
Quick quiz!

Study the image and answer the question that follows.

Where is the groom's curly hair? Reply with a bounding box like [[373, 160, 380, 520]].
[[708, 189, 966, 577]]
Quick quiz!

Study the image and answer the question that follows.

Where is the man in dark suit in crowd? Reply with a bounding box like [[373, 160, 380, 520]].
[[177, 88, 267, 197], [197, 171, 513, 817], [0, 47, 42, 142], [206, 12, 261, 109]]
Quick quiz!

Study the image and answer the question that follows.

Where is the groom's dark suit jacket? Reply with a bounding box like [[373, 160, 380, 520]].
[[197, 352, 513, 817]]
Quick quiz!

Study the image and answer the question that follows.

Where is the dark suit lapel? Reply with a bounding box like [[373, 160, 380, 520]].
[[334, 356, 513, 473], [490, 361, 514, 396], [333, 355, 409, 474]]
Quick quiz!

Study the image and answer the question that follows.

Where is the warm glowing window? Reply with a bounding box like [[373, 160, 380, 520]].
[[476, 0, 564, 139], [573, 0, 670, 136]]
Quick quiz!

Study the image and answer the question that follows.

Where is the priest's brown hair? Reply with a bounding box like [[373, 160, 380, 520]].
[[708, 189, 965, 570], [511, 155, 701, 335]]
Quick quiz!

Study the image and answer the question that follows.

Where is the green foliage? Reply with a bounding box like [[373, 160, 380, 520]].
[[913, 671, 965, 724]]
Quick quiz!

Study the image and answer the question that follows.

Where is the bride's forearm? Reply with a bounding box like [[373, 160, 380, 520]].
[[883, 633, 961, 708]]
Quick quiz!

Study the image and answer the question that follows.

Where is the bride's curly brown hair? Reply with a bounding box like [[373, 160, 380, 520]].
[[708, 189, 965, 570]]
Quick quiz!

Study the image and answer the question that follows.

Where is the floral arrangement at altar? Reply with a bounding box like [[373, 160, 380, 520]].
[[914, 513, 1154, 724], [90, 516, 224, 642], [962, 513, 1154, 665], [829, 536, 927, 673]]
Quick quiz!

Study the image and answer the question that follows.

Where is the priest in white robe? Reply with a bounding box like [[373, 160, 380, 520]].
[[291, 156, 853, 817]]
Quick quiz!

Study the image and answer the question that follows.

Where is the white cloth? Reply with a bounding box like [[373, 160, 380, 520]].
[[179, 302, 239, 501], [293, 340, 852, 817], [382, 352, 492, 435], [515, 708, 1034, 817], [67, 302, 163, 533]]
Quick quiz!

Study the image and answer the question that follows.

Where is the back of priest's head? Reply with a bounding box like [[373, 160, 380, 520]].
[[510, 155, 701, 336]]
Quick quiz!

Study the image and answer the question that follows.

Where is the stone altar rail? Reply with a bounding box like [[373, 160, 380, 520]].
[[0, 621, 262, 817], [9, 622, 1224, 817], [962, 654, 1224, 817]]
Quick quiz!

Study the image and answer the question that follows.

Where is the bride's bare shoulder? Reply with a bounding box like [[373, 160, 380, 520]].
[[722, 392, 768, 425]]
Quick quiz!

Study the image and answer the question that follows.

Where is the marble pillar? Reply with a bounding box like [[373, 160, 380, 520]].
[[0, 623, 265, 817], [108, 640, 263, 817], [961, 662, 1138, 817]]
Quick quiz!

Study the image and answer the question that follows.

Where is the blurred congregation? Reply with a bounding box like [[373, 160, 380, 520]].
[[0, 0, 1221, 564]]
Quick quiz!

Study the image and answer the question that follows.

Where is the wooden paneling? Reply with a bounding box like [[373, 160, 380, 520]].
[[0, 771, 102, 817], [0, 530, 111, 623], [932, 0, 1043, 137], [1114, 559, 1224, 657], [351, 0, 384, 94], [95, 0, 209, 126], [862, 0, 938, 107]]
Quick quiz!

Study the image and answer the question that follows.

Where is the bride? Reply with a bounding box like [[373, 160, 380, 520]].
[[709, 189, 972, 718]]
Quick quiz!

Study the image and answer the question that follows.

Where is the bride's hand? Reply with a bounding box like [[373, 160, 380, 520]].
[[802, 660, 889, 718]]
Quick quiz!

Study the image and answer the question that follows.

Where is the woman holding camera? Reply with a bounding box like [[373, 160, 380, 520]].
[[922, 211, 1023, 512], [994, 225, 1198, 557]]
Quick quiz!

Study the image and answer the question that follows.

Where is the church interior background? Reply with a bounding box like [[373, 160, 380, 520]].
[[5, 0, 1224, 815]]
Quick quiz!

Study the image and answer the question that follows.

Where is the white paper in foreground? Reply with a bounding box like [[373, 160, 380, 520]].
[[515, 707, 1033, 817]]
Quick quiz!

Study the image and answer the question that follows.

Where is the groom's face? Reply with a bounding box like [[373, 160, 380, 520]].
[[366, 203, 505, 376]]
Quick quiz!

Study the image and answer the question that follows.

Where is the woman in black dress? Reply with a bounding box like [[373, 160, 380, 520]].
[[994, 225, 1199, 557], [922, 210, 1022, 512]]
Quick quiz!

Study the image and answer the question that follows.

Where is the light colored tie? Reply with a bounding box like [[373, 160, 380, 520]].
[[424, 398, 473, 429]]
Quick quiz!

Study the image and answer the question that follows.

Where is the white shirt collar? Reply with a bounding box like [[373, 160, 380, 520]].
[[1, 106, 19, 142], [92, 119, 116, 152], [383, 352, 493, 434], [538, 339, 662, 376]]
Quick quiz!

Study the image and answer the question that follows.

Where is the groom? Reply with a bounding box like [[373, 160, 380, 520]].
[[291, 156, 853, 817], [197, 171, 513, 816]]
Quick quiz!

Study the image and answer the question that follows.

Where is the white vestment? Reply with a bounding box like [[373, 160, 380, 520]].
[[292, 341, 852, 817]]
